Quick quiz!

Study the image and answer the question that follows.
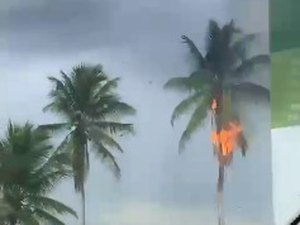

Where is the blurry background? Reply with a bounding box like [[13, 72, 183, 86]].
[[0, 0, 272, 224]]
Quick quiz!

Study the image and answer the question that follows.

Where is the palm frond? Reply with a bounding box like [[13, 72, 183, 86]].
[[71, 64, 106, 84], [30, 196, 78, 218], [222, 19, 237, 46], [43, 103, 55, 113], [97, 78, 120, 96], [32, 131, 73, 183], [48, 151, 71, 169], [33, 208, 65, 225], [48, 77, 76, 106], [207, 20, 221, 40], [48, 76, 65, 90], [232, 33, 257, 60], [97, 101, 136, 119], [44, 75, 77, 115], [35, 148, 71, 177], [206, 20, 221, 52], [89, 129, 124, 153], [164, 72, 211, 93], [92, 122, 134, 135], [37, 123, 69, 132], [164, 77, 194, 93], [181, 35, 205, 68], [233, 55, 270, 77], [230, 82, 270, 101], [179, 97, 210, 152], [170, 92, 204, 126], [56, 132, 73, 153], [29, 170, 72, 194], [93, 141, 121, 178], [60, 70, 79, 104], [16, 209, 40, 225]]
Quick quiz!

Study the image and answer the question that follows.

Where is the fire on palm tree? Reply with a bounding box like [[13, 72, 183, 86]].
[[164, 19, 270, 225]]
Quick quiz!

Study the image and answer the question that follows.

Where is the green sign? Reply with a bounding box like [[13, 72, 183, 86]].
[[272, 49, 300, 128], [271, 0, 300, 128]]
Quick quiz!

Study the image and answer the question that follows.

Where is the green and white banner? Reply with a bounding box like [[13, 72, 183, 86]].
[[272, 50, 300, 128], [271, 1, 300, 224], [271, 0, 300, 128]]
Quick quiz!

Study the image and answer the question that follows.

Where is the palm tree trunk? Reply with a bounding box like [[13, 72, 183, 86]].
[[217, 165, 225, 225], [213, 78, 225, 225], [81, 186, 86, 225]]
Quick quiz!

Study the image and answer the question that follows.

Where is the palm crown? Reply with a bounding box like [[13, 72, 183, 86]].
[[41, 64, 136, 224], [0, 122, 77, 225], [164, 20, 270, 154]]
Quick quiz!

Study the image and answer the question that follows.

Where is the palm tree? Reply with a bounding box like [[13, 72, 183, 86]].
[[164, 20, 270, 225], [40, 64, 136, 225], [0, 122, 77, 225]]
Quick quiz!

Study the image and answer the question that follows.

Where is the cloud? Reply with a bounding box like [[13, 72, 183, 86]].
[[3, 0, 118, 53], [2, 0, 228, 55], [228, 0, 269, 33], [0, 0, 44, 12]]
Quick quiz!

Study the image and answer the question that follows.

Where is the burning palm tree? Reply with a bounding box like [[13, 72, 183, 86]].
[[164, 20, 270, 225]]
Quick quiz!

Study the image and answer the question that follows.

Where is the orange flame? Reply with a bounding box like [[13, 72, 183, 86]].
[[210, 121, 242, 156]]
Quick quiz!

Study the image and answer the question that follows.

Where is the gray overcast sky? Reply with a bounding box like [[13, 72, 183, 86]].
[[0, 0, 273, 225]]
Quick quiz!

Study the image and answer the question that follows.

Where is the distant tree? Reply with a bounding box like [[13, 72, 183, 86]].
[[41, 64, 136, 225], [0, 122, 77, 225]]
